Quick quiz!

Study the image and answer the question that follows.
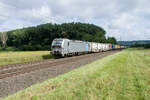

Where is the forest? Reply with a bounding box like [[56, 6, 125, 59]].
[[0, 22, 117, 51], [131, 43, 150, 48]]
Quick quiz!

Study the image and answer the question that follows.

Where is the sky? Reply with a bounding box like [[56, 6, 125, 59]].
[[0, 0, 150, 41]]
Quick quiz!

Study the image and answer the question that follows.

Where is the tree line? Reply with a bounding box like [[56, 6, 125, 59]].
[[0, 22, 117, 51], [131, 43, 150, 48]]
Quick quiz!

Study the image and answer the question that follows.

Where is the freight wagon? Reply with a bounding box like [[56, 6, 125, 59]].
[[51, 38, 126, 57]]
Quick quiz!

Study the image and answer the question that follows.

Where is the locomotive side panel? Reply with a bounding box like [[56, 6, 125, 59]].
[[68, 40, 86, 54]]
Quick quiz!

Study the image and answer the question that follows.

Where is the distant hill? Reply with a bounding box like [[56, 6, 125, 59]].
[[118, 40, 150, 46]]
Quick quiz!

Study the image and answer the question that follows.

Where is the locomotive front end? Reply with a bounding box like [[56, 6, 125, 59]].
[[51, 39, 63, 56]]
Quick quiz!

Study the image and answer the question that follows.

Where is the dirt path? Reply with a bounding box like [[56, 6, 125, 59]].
[[0, 50, 119, 98]]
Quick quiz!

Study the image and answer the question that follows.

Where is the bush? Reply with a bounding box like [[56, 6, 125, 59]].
[[19, 45, 36, 51], [0, 47, 18, 51], [18, 45, 50, 51], [144, 44, 150, 48], [5, 47, 18, 51], [42, 45, 51, 50], [0, 47, 5, 51]]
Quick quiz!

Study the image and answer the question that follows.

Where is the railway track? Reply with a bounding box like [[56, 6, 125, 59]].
[[0, 51, 117, 79]]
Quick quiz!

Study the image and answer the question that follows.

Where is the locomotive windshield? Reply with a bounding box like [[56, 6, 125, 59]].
[[52, 40, 63, 46]]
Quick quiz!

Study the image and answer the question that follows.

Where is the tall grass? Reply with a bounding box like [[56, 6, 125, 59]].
[[0, 51, 52, 66], [2, 49, 150, 100]]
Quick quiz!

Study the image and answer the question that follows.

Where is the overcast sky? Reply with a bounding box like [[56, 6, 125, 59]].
[[0, 0, 150, 41]]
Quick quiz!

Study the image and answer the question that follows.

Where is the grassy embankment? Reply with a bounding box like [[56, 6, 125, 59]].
[[2, 49, 150, 100], [0, 51, 52, 66]]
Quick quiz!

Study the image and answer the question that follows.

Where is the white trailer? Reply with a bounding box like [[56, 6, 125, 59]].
[[98, 43, 103, 52], [90, 42, 99, 52]]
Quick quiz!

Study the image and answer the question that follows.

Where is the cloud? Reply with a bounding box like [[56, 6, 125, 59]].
[[0, 2, 12, 23], [0, 0, 150, 41], [17, 5, 55, 23]]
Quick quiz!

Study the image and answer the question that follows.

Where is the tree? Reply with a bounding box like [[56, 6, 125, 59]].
[[93, 32, 107, 43], [107, 37, 117, 44], [61, 31, 69, 38], [0, 32, 7, 47]]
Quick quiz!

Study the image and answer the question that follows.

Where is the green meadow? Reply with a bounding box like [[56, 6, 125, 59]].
[[0, 51, 52, 66], [2, 49, 150, 100]]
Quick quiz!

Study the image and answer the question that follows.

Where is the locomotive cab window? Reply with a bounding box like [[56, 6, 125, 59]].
[[52, 40, 62, 46], [52, 40, 63, 48], [68, 42, 70, 46]]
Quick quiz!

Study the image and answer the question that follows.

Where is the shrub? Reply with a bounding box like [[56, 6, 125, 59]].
[[0, 46, 18, 51], [19, 45, 36, 51], [144, 44, 150, 48], [5, 47, 18, 51], [18, 45, 50, 51]]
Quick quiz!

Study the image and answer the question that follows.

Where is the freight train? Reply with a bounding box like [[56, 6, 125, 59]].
[[51, 38, 126, 57]]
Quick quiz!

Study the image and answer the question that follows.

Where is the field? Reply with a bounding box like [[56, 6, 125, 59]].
[[2, 49, 150, 100], [0, 51, 52, 66]]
